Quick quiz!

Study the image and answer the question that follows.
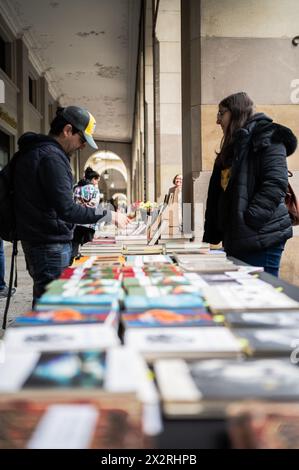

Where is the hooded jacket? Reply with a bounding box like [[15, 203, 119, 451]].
[[203, 113, 297, 256], [14, 132, 110, 243]]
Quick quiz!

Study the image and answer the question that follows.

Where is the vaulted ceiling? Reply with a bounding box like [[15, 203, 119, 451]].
[[0, 0, 141, 141]]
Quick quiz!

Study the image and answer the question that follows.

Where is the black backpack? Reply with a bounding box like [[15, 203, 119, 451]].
[[0, 151, 20, 242], [0, 151, 20, 330]]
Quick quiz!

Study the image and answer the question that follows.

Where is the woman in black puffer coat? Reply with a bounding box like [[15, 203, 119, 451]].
[[203, 92, 297, 276]]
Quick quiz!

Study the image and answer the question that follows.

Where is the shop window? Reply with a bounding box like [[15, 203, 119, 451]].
[[29, 76, 38, 109], [0, 130, 10, 170], [0, 36, 5, 72]]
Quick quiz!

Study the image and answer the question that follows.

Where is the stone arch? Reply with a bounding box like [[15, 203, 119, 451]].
[[79, 141, 131, 203], [85, 150, 127, 182]]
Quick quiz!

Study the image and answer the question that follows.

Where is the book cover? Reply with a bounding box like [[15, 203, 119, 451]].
[[154, 358, 299, 418], [4, 324, 120, 353], [125, 326, 241, 361], [233, 328, 299, 357], [124, 285, 203, 297], [122, 309, 213, 328], [13, 309, 118, 327], [224, 312, 299, 329], [124, 294, 205, 310], [38, 293, 117, 306], [202, 284, 299, 313]]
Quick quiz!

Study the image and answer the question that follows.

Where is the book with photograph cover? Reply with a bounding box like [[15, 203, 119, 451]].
[[0, 346, 156, 398], [122, 309, 215, 328], [125, 326, 241, 361], [224, 312, 299, 329], [233, 328, 299, 357], [154, 358, 299, 418], [0, 346, 159, 446]]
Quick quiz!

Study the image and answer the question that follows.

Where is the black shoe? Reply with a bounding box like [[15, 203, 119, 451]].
[[0, 287, 16, 298]]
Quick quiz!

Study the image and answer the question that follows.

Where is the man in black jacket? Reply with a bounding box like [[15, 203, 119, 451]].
[[14, 106, 129, 303]]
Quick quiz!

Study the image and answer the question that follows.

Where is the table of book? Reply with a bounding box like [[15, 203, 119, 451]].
[[2, 238, 299, 450]]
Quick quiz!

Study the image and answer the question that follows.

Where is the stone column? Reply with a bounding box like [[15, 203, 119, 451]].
[[16, 38, 29, 135], [40, 76, 49, 134], [181, 0, 205, 240], [154, 0, 182, 202], [144, 0, 155, 201]]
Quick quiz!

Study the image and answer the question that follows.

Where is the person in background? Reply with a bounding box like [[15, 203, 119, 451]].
[[0, 238, 15, 298], [203, 91, 296, 276], [14, 106, 130, 304], [167, 174, 183, 231], [72, 166, 101, 260]]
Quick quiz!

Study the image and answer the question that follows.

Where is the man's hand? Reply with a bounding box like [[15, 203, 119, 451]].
[[111, 211, 131, 229]]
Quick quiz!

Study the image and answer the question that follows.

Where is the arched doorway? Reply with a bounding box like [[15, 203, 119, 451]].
[[85, 150, 127, 202]]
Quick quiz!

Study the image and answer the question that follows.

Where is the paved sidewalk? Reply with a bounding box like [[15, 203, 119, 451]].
[[0, 242, 33, 331]]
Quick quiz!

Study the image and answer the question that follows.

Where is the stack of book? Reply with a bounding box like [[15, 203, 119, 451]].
[[154, 358, 299, 418], [174, 253, 239, 273], [0, 346, 153, 449]]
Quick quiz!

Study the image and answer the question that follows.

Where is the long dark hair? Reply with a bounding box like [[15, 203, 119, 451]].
[[84, 166, 99, 181], [76, 166, 100, 187], [216, 92, 254, 168]]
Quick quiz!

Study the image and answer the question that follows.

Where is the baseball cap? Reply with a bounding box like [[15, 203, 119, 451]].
[[61, 106, 98, 149]]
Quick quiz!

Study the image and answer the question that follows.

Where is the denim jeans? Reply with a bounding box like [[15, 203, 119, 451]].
[[21, 241, 72, 303], [0, 238, 6, 289], [236, 243, 285, 277]]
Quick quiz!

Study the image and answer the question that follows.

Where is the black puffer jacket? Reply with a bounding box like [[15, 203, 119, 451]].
[[14, 133, 110, 243], [203, 113, 297, 256]]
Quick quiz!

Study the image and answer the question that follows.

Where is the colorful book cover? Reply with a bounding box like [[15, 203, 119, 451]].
[[124, 294, 205, 310], [13, 309, 118, 327], [22, 350, 107, 389], [122, 309, 214, 328], [124, 285, 203, 297], [38, 294, 116, 306]]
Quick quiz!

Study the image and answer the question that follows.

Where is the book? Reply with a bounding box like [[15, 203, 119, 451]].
[[13, 308, 119, 327], [124, 285, 203, 297], [122, 309, 214, 328], [125, 326, 242, 361], [125, 254, 173, 265], [0, 346, 160, 444], [224, 311, 299, 329], [154, 358, 299, 418], [37, 293, 117, 306], [124, 294, 206, 311], [233, 328, 299, 357], [0, 397, 145, 449], [202, 284, 299, 313], [0, 346, 157, 400], [227, 401, 299, 449], [3, 324, 120, 353]]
